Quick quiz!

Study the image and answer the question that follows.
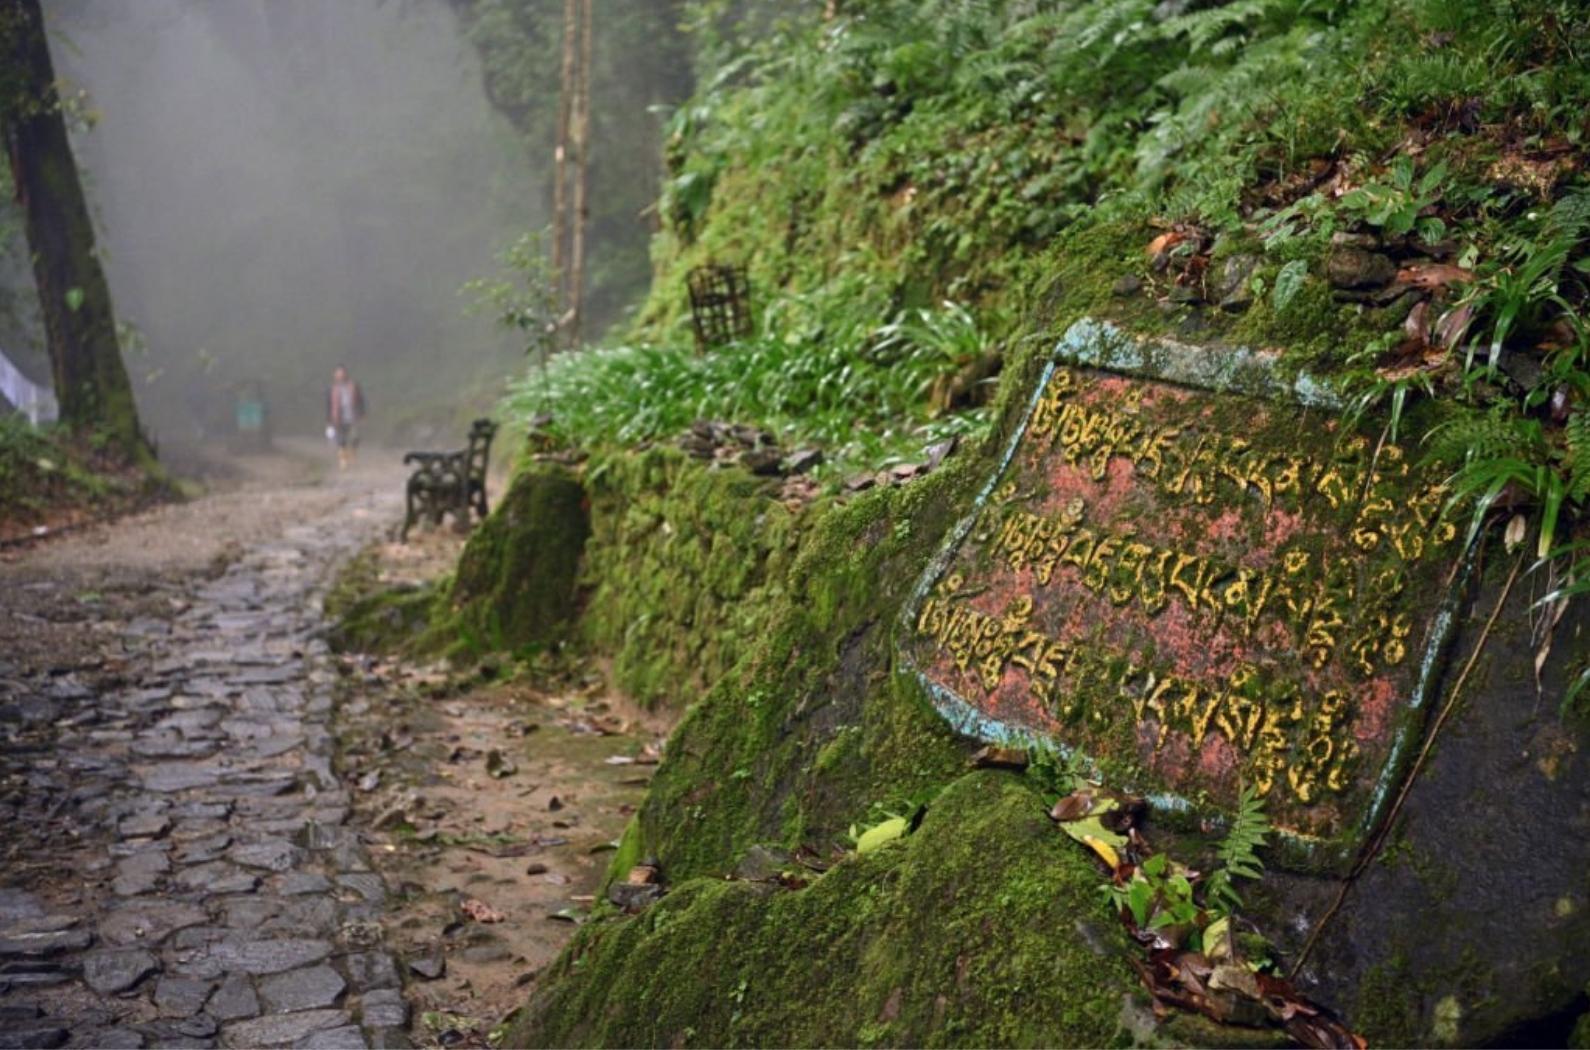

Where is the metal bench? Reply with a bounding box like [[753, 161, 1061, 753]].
[[401, 418, 497, 541]]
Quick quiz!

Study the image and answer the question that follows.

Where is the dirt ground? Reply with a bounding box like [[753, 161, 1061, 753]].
[[333, 655, 671, 1047]]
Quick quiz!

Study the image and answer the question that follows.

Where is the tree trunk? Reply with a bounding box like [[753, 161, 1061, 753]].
[[550, 0, 578, 309], [567, 0, 593, 345], [1, 0, 148, 460]]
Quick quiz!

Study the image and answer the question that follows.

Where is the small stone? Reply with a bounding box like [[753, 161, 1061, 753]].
[[221, 1008, 350, 1048], [83, 948, 159, 995], [357, 989, 407, 1029], [0, 927, 92, 958], [607, 883, 663, 912], [118, 812, 172, 839], [84, 1029, 142, 1050], [276, 873, 332, 897], [220, 898, 281, 931], [210, 938, 332, 976], [738, 447, 784, 476], [206, 974, 260, 1021], [0, 1027, 69, 1050], [335, 874, 385, 904], [1111, 273, 1143, 297], [177, 834, 234, 865], [294, 1027, 367, 1050], [1326, 247, 1397, 290], [154, 976, 215, 1017], [843, 472, 876, 493], [733, 845, 789, 881], [258, 964, 346, 1013], [141, 763, 223, 793], [783, 448, 823, 475], [342, 952, 399, 991], [406, 954, 444, 981], [113, 850, 172, 896], [228, 838, 302, 873], [177, 863, 260, 896]]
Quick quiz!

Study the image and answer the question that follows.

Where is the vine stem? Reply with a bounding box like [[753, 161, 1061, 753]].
[[1289, 553, 1523, 978]]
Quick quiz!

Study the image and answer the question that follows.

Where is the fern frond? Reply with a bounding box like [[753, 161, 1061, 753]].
[[1204, 785, 1271, 914], [1566, 410, 1590, 503]]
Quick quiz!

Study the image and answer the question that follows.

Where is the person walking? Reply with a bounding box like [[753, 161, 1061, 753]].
[[326, 364, 366, 470]]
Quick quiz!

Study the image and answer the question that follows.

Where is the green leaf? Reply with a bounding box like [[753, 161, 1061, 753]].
[[1057, 815, 1127, 851], [855, 816, 909, 854], [1272, 260, 1308, 312], [1127, 878, 1154, 927], [64, 287, 85, 312]]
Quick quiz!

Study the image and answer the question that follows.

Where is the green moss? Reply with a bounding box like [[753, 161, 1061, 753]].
[[450, 463, 591, 654], [577, 447, 805, 707], [516, 771, 1139, 1048], [1352, 956, 1424, 1048]]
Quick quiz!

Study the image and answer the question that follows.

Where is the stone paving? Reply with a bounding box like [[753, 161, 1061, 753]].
[[0, 486, 408, 1049]]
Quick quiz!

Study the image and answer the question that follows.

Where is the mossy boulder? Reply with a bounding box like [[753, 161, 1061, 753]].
[[451, 463, 591, 652], [515, 771, 1142, 1048]]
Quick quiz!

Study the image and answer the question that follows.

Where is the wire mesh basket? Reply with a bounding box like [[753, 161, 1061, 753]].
[[687, 264, 753, 351]]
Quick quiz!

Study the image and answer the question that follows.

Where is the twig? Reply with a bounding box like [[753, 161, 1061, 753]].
[[1290, 553, 1523, 977]]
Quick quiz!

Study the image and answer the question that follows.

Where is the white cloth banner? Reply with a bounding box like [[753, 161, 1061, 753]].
[[0, 347, 57, 425]]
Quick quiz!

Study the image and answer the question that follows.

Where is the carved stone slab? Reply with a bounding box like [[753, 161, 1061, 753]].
[[902, 322, 1465, 850]]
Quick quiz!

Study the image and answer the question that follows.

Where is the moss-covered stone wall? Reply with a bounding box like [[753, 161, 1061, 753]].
[[575, 448, 806, 707]]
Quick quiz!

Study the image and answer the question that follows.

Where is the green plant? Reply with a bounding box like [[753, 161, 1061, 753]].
[[1337, 154, 1450, 242], [500, 293, 995, 474], [1203, 784, 1271, 915], [1108, 851, 1204, 942], [463, 230, 562, 370]]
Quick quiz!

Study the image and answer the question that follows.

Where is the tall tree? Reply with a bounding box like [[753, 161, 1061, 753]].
[[1, 0, 148, 460]]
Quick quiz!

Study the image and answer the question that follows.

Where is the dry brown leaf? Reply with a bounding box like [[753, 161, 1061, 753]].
[[461, 898, 505, 923], [1396, 262, 1475, 290]]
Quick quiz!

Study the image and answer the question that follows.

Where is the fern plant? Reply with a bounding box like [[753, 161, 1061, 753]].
[[1203, 785, 1271, 916]]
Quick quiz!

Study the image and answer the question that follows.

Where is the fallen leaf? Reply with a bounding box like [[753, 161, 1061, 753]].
[[1396, 262, 1474, 290], [1049, 790, 1096, 822], [1504, 513, 1527, 553], [970, 745, 1029, 770], [1082, 834, 1120, 869], [461, 898, 505, 923], [855, 816, 909, 854], [1146, 231, 1187, 258], [1057, 815, 1128, 853]]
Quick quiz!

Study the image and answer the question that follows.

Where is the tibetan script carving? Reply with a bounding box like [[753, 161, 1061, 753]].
[[905, 364, 1461, 841]]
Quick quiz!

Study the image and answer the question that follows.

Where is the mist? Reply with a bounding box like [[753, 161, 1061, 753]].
[[44, 0, 542, 448]]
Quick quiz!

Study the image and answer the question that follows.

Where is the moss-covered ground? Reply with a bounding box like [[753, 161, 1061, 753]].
[[515, 771, 1141, 1049]]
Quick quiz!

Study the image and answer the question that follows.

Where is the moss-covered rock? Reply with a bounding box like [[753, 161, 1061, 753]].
[[516, 771, 1141, 1049], [450, 463, 591, 653]]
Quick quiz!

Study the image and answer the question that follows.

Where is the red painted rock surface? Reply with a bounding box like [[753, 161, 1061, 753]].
[[905, 365, 1462, 844]]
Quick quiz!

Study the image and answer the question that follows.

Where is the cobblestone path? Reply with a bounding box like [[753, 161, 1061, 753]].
[[0, 479, 407, 1049]]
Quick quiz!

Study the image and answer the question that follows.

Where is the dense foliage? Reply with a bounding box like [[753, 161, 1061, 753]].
[[491, 0, 1589, 693]]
